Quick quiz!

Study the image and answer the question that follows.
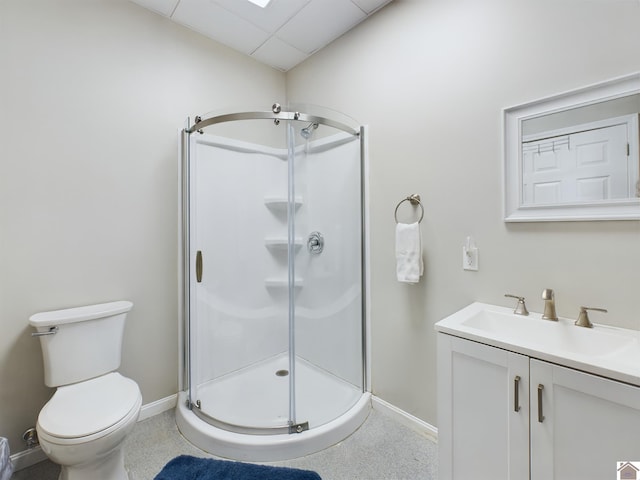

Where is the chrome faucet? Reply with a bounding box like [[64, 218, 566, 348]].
[[505, 294, 529, 316], [541, 289, 558, 321], [575, 306, 607, 328]]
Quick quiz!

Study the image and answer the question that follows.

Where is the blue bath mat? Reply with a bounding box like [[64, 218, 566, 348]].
[[154, 455, 321, 480]]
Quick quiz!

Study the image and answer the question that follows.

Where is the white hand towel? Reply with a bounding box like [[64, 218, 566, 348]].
[[0, 437, 13, 480], [396, 222, 423, 283]]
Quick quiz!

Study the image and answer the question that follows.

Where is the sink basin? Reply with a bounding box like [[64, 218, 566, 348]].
[[435, 302, 640, 386], [461, 309, 636, 357]]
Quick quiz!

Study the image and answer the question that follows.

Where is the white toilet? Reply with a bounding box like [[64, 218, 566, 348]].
[[29, 301, 142, 480]]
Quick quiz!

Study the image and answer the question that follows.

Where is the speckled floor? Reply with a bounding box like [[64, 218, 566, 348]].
[[12, 407, 438, 480]]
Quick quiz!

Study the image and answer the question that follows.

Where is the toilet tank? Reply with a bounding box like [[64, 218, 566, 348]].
[[29, 301, 133, 387]]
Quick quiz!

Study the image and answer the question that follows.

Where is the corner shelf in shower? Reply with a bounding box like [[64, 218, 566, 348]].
[[263, 196, 303, 212], [264, 277, 304, 289], [264, 236, 303, 252]]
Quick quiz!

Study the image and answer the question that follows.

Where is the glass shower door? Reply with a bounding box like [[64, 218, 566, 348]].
[[187, 119, 296, 433]]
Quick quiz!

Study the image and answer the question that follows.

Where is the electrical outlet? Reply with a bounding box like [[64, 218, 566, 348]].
[[462, 245, 479, 271], [463, 236, 479, 271], [462, 246, 478, 271]]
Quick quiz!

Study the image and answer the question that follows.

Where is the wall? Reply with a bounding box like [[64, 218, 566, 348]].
[[0, 0, 284, 455], [286, 0, 640, 427]]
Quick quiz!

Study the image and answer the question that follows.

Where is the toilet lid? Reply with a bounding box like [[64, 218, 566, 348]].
[[38, 372, 141, 439]]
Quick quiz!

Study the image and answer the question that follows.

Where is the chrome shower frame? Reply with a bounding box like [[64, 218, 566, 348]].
[[185, 106, 360, 136], [178, 105, 369, 436]]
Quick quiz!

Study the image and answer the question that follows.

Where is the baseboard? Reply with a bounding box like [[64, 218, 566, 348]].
[[372, 395, 438, 443], [138, 393, 178, 422], [11, 393, 178, 471], [12, 394, 432, 470], [9, 445, 48, 472]]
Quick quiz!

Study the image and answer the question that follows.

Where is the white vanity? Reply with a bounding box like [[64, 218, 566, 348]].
[[435, 302, 640, 480]]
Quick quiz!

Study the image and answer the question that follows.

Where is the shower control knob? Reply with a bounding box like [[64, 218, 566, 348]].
[[307, 232, 324, 255]]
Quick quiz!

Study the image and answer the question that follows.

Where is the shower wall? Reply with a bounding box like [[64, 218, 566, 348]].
[[190, 131, 362, 389], [294, 135, 363, 387]]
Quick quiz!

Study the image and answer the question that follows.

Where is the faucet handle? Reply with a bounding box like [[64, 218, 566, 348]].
[[505, 294, 529, 316], [575, 306, 607, 328]]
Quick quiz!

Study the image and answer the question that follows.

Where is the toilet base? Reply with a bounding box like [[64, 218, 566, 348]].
[[57, 446, 129, 480]]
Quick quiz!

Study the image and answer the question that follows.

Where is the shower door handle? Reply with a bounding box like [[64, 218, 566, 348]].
[[196, 250, 203, 283]]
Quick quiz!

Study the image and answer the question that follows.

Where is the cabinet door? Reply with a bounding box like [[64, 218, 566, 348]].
[[531, 359, 640, 480], [438, 334, 530, 480]]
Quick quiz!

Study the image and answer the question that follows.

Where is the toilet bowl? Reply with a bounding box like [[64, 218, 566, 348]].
[[30, 301, 141, 480]]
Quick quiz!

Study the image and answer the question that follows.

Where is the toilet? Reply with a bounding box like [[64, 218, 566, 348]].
[[29, 301, 142, 480]]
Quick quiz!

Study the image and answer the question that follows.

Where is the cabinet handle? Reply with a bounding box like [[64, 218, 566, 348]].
[[537, 384, 545, 423], [196, 250, 203, 283], [514, 376, 521, 412]]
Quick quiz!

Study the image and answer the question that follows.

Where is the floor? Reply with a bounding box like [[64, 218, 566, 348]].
[[12, 407, 438, 480]]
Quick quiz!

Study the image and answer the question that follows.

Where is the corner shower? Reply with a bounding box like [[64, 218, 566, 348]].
[[176, 104, 370, 461]]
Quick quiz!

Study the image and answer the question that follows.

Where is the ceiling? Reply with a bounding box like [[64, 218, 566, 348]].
[[128, 0, 393, 71]]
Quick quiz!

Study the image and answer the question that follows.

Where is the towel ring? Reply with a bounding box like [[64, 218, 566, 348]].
[[394, 194, 424, 224]]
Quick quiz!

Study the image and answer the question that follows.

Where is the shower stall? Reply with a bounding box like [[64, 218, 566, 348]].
[[176, 104, 370, 461]]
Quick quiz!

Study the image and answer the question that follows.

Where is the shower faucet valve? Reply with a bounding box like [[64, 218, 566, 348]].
[[307, 232, 324, 254]]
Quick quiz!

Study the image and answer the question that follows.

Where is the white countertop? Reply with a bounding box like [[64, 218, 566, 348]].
[[435, 302, 640, 387]]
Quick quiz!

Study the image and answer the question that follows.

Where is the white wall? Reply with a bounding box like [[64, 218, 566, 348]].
[[0, 0, 284, 455], [286, 0, 640, 426]]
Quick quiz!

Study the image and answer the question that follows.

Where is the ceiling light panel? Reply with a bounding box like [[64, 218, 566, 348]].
[[247, 0, 272, 7]]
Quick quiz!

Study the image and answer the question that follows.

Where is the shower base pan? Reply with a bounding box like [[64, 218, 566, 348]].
[[176, 355, 371, 461]]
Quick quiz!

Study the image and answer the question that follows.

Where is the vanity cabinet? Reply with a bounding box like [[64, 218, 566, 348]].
[[437, 334, 529, 479], [438, 334, 640, 480], [530, 359, 640, 479]]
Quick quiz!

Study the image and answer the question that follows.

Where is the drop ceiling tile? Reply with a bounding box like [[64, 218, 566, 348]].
[[251, 37, 309, 71], [276, 0, 367, 55], [351, 0, 392, 14], [128, 0, 394, 71], [129, 0, 179, 17], [172, 0, 271, 55], [211, 0, 311, 32]]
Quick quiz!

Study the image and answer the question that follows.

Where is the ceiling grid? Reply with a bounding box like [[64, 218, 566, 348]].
[[129, 0, 393, 71]]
